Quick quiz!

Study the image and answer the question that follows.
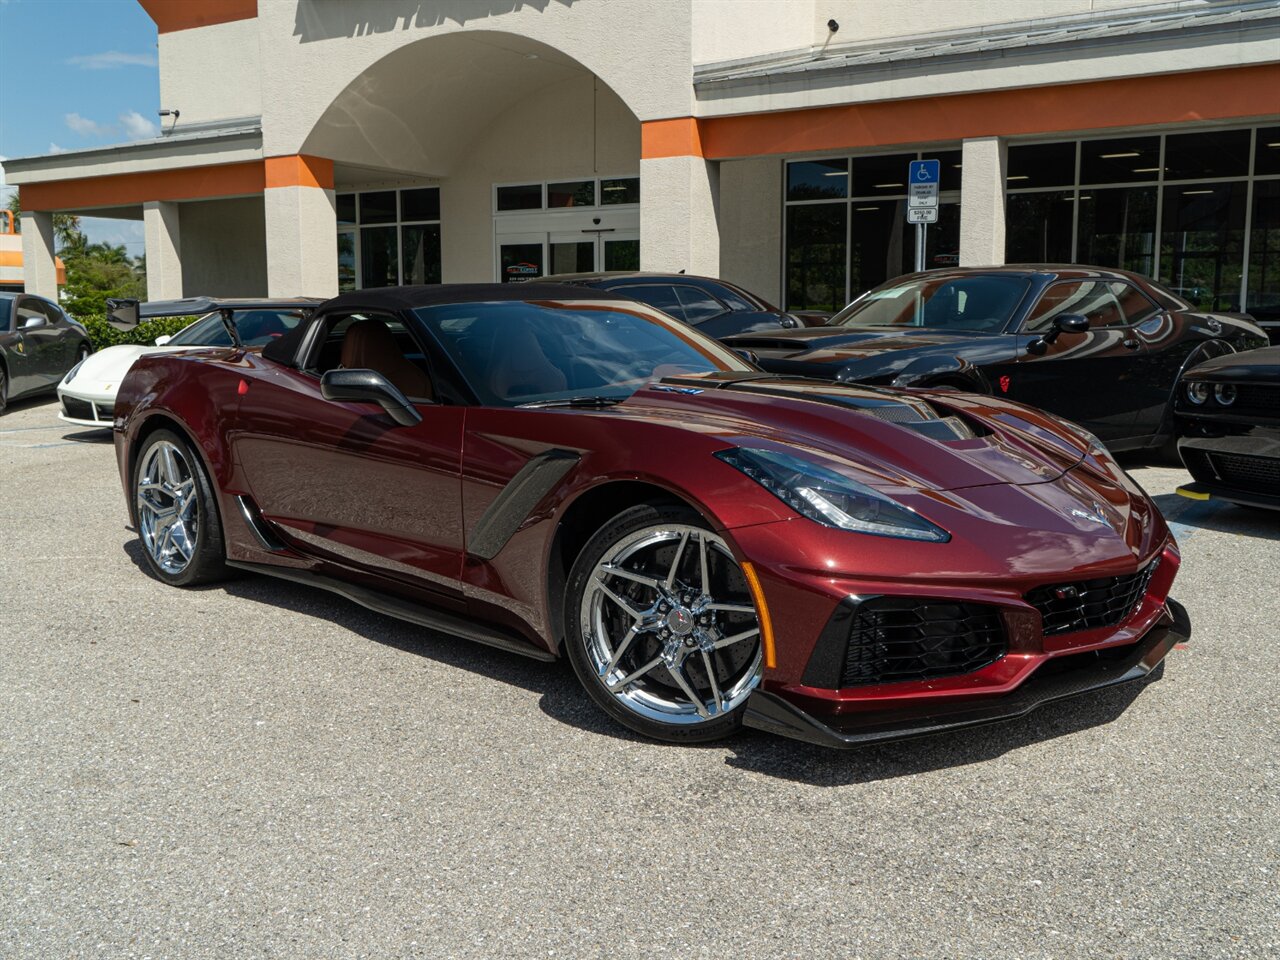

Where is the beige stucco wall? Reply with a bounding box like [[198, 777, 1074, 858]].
[[179, 197, 268, 297], [158, 17, 262, 124], [692, 0, 814, 64], [439, 73, 640, 283], [717, 157, 782, 306]]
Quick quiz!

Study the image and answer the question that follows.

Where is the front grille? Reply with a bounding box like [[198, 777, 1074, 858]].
[[94, 402, 113, 422], [1234, 384, 1280, 418], [1210, 452, 1280, 491], [61, 396, 94, 420], [1026, 559, 1159, 636], [840, 597, 1006, 687]]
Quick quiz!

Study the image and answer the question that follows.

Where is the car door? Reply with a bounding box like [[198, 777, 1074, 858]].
[[10, 298, 61, 392], [232, 309, 467, 609], [1006, 280, 1148, 443], [1117, 281, 1207, 438]]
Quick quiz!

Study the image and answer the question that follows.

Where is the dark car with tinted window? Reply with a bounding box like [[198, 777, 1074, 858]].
[[0, 291, 92, 414], [542, 271, 828, 338], [723, 266, 1268, 453], [1176, 346, 1280, 510]]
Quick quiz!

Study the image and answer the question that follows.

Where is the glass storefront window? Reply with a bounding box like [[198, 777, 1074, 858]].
[[1077, 186, 1157, 275], [603, 237, 640, 270], [496, 184, 543, 211], [787, 159, 848, 201], [850, 153, 916, 198], [1007, 142, 1076, 189], [401, 188, 440, 222], [600, 177, 640, 205], [1080, 136, 1161, 185], [359, 191, 397, 224], [1256, 127, 1280, 177], [786, 203, 847, 311], [500, 243, 544, 282], [360, 226, 398, 288], [337, 194, 357, 227], [1160, 181, 1247, 311], [337, 232, 356, 292], [1247, 179, 1280, 329], [935, 150, 963, 193], [1164, 129, 1251, 181], [550, 239, 595, 273], [402, 224, 442, 285], [1006, 192, 1075, 264], [547, 181, 596, 207]]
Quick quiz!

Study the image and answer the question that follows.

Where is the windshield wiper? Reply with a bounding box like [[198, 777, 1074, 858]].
[[517, 395, 625, 409]]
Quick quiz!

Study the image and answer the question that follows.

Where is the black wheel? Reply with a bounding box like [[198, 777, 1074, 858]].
[[131, 429, 227, 586], [564, 502, 763, 744]]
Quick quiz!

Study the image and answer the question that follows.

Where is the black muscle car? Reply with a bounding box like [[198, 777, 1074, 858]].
[[723, 266, 1268, 453], [1176, 346, 1280, 510]]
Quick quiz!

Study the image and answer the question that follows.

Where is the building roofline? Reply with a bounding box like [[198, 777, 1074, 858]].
[[3, 117, 262, 175]]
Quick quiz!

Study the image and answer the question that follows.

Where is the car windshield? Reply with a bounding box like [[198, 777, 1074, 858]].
[[415, 299, 753, 407], [830, 275, 1031, 333], [165, 309, 306, 347]]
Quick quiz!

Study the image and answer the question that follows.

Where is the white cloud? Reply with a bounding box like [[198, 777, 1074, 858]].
[[48, 143, 68, 154], [67, 51, 157, 70], [65, 113, 111, 137], [119, 111, 158, 140]]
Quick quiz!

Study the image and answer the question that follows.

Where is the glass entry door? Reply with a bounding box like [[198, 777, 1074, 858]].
[[502, 229, 640, 281]]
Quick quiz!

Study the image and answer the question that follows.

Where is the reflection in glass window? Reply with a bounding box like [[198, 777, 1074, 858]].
[[850, 201, 908, 293], [402, 224, 442, 285], [1079, 136, 1161, 185], [338, 232, 356, 292], [934, 150, 963, 193], [786, 203, 847, 312], [359, 191, 397, 224], [1110, 282, 1160, 325], [1164, 129, 1250, 181], [547, 181, 596, 207], [603, 237, 640, 270], [832, 275, 1029, 332], [1077, 186, 1157, 276], [500, 243, 543, 283], [786, 159, 848, 201], [337, 193, 356, 227], [1024, 281, 1124, 330], [1248, 180, 1280, 330], [1007, 142, 1076, 189], [1160, 182, 1247, 311], [600, 177, 640, 205], [496, 184, 543, 211], [1005, 192, 1074, 264], [674, 285, 726, 324], [361, 226, 398, 287]]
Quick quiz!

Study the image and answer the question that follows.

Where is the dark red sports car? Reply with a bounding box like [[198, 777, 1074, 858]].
[[111, 284, 1189, 747]]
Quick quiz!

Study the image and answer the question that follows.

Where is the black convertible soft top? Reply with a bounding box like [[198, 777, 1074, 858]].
[[262, 283, 638, 367]]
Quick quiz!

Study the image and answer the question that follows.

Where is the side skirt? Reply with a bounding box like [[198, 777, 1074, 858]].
[[226, 559, 557, 662]]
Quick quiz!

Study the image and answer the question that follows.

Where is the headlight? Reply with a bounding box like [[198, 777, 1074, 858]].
[[1214, 383, 1237, 406], [715, 447, 950, 542], [1186, 382, 1210, 405], [63, 358, 86, 385]]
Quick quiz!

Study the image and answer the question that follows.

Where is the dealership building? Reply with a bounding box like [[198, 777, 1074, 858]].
[[7, 0, 1280, 317]]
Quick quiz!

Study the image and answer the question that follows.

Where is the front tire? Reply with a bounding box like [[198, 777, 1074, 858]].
[[564, 502, 764, 744], [132, 429, 227, 586]]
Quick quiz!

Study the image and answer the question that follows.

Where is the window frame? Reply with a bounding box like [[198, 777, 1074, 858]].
[[334, 186, 443, 291]]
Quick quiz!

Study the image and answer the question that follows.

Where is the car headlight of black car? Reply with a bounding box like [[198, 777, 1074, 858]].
[[1213, 384, 1236, 406], [62, 358, 87, 385], [1186, 381, 1210, 405], [715, 447, 950, 542]]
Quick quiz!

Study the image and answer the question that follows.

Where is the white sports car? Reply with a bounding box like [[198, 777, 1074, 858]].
[[57, 298, 318, 427]]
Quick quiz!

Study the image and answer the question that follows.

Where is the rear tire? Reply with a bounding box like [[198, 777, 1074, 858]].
[[132, 429, 228, 586], [0, 365, 8, 416], [564, 502, 763, 744]]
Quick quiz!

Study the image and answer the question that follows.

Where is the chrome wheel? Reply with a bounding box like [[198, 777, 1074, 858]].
[[136, 439, 199, 575], [579, 524, 762, 726]]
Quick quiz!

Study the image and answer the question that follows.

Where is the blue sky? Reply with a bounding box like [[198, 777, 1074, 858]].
[[0, 0, 160, 252]]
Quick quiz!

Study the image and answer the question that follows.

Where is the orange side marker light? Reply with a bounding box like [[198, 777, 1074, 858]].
[[740, 561, 777, 670]]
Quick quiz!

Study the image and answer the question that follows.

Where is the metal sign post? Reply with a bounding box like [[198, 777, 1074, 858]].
[[907, 159, 940, 272]]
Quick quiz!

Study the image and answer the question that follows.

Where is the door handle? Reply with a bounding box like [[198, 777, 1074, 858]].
[[1122, 338, 1140, 350]]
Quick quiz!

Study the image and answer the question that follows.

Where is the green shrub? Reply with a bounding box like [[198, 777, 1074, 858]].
[[79, 314, 198, 351]]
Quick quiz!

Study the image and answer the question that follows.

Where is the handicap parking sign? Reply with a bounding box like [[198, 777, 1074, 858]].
[[909, 159, 940, 184]]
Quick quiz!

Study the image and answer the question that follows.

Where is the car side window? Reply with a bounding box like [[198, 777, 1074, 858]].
[[615, 284, 686, 322], [39, 301, 64, 325], [1109, 282, 1161, 325], [1024, 281, 1125, 331], [673, 285, 729, 324], [15, 299, 45, 330], [704, 282, 758, 313]]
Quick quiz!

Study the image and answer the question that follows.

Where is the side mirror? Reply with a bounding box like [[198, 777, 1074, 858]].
[[106, 297, 140, 331], [22, 314, 46, 330], [1027, 313, 1091, 355], [154, 335, 172, 346], [321, 369, 422, 427]]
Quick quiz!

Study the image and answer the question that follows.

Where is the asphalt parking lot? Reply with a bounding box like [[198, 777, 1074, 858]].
[[1, 395, 1277, 960]]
